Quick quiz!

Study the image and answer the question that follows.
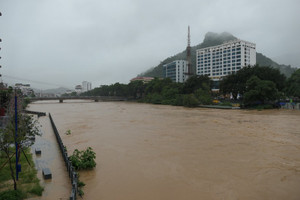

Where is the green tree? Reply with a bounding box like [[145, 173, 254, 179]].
[[111, 82, 128, 96], [243, 75, 279, 105], [220, 65, 286, 99], [127, 80, 145, 99], [144, 93, 163, 104], [161, 83, 183, 104], [183, 75, 211, 94], [195, 87, 212, 105], [144, 78, 172, 95], [0, 93, 40, 190], [0, 87, 13, 110], [285, 69, 300, 98], [183, 94, 199, 107], [69, 147, 96, 170]]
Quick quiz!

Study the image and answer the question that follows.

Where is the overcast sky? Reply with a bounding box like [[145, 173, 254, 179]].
[[1, 0, 300, 89]]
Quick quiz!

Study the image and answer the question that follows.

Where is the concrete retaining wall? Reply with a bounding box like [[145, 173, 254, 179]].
[[49, 113, 78, 200]]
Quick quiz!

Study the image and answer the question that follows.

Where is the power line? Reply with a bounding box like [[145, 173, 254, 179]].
[[2, 74, 70, 88]]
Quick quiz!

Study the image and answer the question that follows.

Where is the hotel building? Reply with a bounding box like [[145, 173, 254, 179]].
[[196, 39, 256, 82], [163, 60, 188, 83]]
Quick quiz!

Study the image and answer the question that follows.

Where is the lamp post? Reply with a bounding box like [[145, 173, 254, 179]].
[[15, 90, 19, 180]]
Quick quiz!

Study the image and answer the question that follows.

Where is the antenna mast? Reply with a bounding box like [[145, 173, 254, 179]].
[[185, 26, 193, 79], [188, 26, 191, 47]]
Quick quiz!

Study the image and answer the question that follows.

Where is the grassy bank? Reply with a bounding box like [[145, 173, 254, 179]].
[[0, 148, 43, 200]]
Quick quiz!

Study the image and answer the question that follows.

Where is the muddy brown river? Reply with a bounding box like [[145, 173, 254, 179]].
[[28, 100, 300, 200]]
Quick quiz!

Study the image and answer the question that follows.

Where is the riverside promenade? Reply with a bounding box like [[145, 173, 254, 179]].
[[28, 112, 70, 200]]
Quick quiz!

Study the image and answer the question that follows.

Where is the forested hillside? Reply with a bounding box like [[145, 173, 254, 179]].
[[140, 32, 296, 78]]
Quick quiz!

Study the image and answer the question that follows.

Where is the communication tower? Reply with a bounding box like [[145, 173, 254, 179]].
[[0, 12, 2, 82], [184, 26, 193, 80]]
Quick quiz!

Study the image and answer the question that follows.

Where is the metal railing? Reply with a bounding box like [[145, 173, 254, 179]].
[[280, 102, 300, 110], [49, 113, 78, 200], [30, 96, 127, 101]]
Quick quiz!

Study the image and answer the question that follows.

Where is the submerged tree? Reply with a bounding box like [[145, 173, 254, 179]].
[[69, 147, 96, 170], [285, 69, 300, 98]]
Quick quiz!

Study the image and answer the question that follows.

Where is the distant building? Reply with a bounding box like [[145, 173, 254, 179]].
[[196, 39, 256, 90], [130, 77, 154, 83], [75, 85, 82, 94], [66, 90, 73, 94], [163, 60, 188, 83], [82, 81, 92, 92], [14, 83, 34, 96]]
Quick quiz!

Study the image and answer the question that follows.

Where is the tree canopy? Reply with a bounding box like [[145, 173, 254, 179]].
[[243, 75, 279, 105], [220, 65, 286, 100], [285, 69, 300, 98]]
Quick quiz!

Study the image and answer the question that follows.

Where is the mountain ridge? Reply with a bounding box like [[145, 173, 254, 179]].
[[139, 32, 296, 78], [32, 87, 72, 95]]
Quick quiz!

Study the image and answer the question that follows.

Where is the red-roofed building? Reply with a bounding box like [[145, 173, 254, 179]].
[[130, 77, 154, 83]]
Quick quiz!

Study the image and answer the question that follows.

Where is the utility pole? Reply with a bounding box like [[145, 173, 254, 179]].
[[0, 12, 2, 83], [15, 90, 19, 180]]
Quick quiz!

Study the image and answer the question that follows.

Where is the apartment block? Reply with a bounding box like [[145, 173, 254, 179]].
[[163, 60, 188, 83], [196, 40, 256, 80]]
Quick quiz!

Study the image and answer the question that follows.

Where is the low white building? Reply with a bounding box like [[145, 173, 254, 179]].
[[163, 60, 188, 83], [15, 83, 34, 96], [75, 85, 82, 94]]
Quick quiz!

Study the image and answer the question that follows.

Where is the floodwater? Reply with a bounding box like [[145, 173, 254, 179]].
[[28, 100, 300, 200], [28, 113, 70, 199]]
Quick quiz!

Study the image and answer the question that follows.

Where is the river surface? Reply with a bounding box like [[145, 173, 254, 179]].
[[28, 100, 300, 200]]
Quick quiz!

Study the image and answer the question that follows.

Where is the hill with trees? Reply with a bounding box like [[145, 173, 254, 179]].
[[139, 32, 296, 78]]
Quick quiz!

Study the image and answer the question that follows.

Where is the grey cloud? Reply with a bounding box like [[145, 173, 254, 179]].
[[1, 0, 299, 89]]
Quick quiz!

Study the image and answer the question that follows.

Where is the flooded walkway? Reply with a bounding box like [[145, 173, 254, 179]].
[[29, 115, 70, 200], [29, 101, 300, 200]]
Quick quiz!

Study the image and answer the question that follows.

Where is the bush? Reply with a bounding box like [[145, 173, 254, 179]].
[[0, 190, 24, 200], [147, 93, 163, 104], [183, 94, 199, 107], [254, 104, 274, 110], [69, 147, 96, 170], [65, 130, 71, 135], [173, 95, 184, 106], [195, 88, 212, 105], [219, 102, 232, 107], [161, 99, 175, 105], [29, 185, 44, 196]]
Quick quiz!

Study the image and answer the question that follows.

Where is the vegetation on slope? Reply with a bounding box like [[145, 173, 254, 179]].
[[140, 32, 296, 78]]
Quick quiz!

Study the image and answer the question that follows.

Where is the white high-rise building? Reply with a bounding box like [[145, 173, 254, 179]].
[[196, 39, 256, 80], [163, 60, 188, 83], [82, 81, 92, 92]]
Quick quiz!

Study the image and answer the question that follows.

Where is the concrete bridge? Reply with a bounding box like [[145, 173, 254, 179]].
[[30, 96, 128, 103]]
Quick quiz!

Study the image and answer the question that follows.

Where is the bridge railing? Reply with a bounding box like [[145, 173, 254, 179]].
[[49, 113, 78, 200], [30, 96, 127, 101]]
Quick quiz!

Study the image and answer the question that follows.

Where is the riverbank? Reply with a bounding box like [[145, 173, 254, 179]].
[[0, 148, 43, 200], [28, 114, 71, 200]]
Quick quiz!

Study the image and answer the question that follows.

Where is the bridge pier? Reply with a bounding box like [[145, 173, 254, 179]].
[[59, 99, 63, 103]]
